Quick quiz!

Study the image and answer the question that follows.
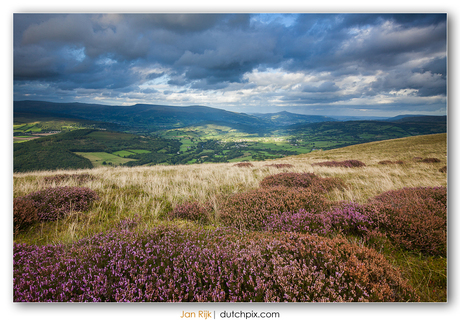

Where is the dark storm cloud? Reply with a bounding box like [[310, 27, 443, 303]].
[[125, 13, 251, 34], [416, 57, 447, 78], [301, 82, 339, 93], [367, 68, 446, 97], [13, 13, 447, 115], [281, 13, 446, 72]]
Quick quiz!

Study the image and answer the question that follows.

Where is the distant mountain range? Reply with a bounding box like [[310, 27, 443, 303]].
[[14, 100, 446, 132], [14, 100, 264, 133]]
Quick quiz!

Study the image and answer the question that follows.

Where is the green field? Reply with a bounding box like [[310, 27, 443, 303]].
[[113, 149, 152, 157], [13, 122, 42, 133], [13, 137, 37, 143], [159, 124, 259, 142], [74, 152, 137, 167]]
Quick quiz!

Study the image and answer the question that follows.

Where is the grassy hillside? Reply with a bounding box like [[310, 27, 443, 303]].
[[13, 129, 181, 172], [288, 119, 446, 151], [14, 100, 268, 132], [13, 133, 447, 302]]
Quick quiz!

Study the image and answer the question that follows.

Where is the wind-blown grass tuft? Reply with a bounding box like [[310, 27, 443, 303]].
[[312, 160, 366, 168], [259, 172, 345, 192]]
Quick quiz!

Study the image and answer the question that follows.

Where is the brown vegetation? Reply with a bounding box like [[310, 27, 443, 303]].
[[265, 163, 294, 168], [13, 197, 39, 236], [378, 160, 404, 165], [233, 162, 253, 167]]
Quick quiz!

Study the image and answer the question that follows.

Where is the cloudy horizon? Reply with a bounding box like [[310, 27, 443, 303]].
[[13, 13, 447, 117]]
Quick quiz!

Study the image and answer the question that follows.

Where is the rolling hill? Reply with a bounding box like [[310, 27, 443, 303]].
[[14, 100, 268, 133], [13, 133, 447, 302]]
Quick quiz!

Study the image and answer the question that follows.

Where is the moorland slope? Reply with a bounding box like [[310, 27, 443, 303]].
[[13, 133, 447, 302]]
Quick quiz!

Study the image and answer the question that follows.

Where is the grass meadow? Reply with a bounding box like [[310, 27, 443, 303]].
[[13, 133, 447, 302], [74, 152, 137, 167]]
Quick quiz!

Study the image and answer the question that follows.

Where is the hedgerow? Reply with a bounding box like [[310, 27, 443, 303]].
[[13, 227, 418, 302]]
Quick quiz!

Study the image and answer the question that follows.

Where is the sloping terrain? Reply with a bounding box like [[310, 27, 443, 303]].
[[13, 133, 447, 302]]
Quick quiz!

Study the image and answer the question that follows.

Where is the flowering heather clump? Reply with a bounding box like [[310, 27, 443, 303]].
[[169, 201, 213, 224], [23, 186, 99, 222], [263, 203, 375, 237], [369, 187, 447, 256], [219, 187, 329, 230], [420, 158, 441, 163], [117, 214, 141, 231], [266, 163, 294, 169], [13, 197, 39, 236], [378, 160, 404, 165], [233, 162, 253, 167], [259, 172, 345, 192], [42, 173, 97, 184], [312, 160, 366, 168], [13, 227, 418, 302]]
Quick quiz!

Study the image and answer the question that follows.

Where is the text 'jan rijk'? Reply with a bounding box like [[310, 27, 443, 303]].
[[180, 311, 213, 319]]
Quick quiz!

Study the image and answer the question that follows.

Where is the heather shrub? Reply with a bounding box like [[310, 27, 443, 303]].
[[369, 187, 447, 256], [13, 227, 418, 302], [169, 201, 213, 224], [420, 158, 441, 163], [13, 197, 39, 236], [219, 187, 329, 230], [372, 186, 446, 208], [42, 173, 97, 184], [24, 186, 99, 222], [263, 203, 375, 237], [117, 214, 141, 231], [234, 162, 253, 167], [259, 172, 345, 192], [266, 163, 294, 169], [312, 160, 366, 168]]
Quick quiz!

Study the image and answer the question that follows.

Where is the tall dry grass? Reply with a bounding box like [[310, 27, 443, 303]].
[[13, 133, 447, 246]]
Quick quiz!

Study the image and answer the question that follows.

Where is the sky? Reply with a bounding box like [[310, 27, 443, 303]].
[[13, 12, 447, 117]]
